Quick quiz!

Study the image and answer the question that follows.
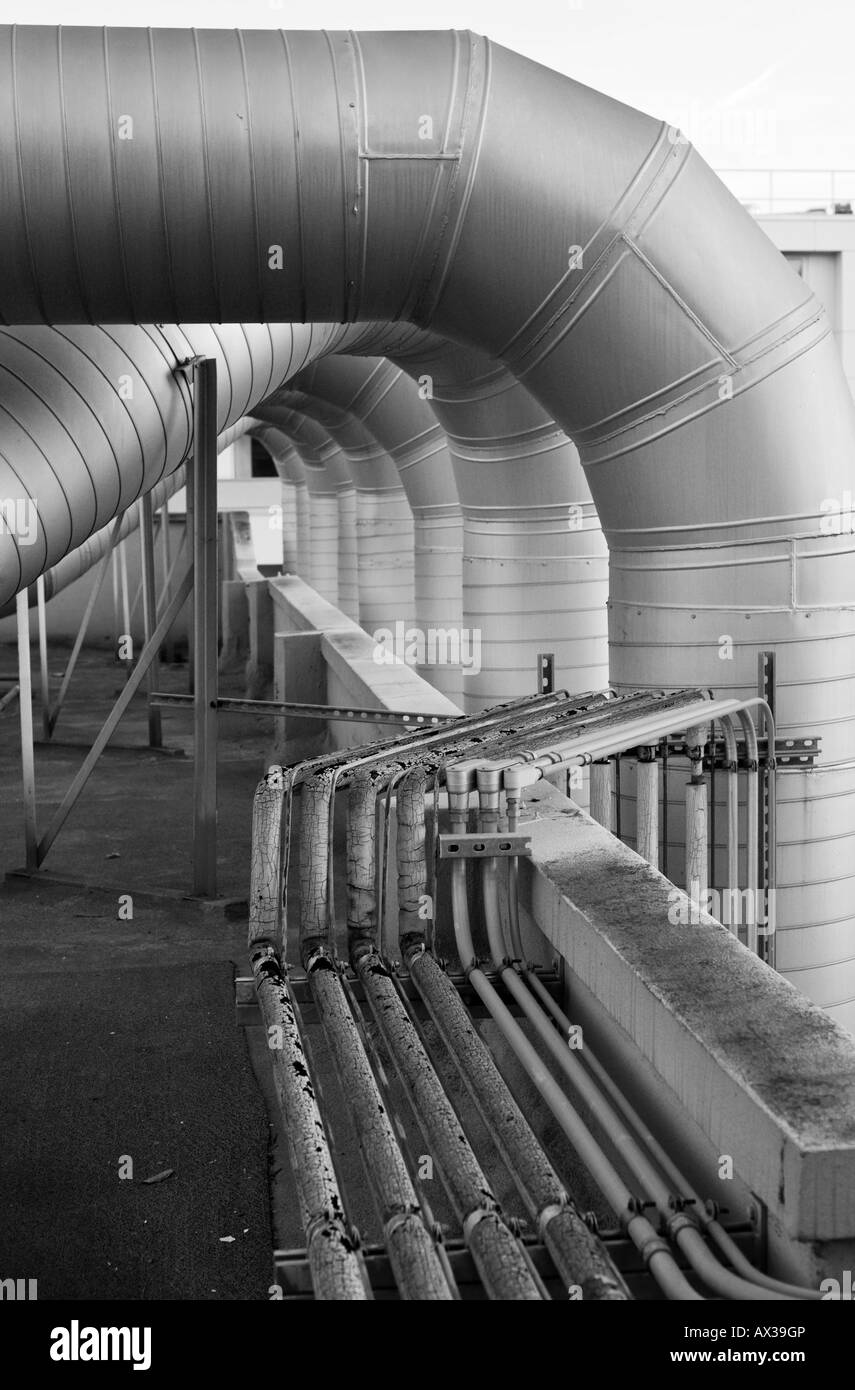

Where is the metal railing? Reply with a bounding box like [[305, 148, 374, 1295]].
[[715, 168, 855, 216]]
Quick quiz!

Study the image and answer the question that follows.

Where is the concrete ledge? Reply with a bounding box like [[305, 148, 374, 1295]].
[[519, 783, 855, 1245], [268, 575, 460, 749]]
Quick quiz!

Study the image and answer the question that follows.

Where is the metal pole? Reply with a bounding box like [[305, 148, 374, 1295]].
[[159, 503, 175, 664], [685, 725, 708, 906], [38, 565, 193, 864], [16, 589, 38, 869], [36, 574, 50, 741], [185, 459, 195, 695], [191, 357, 219, 896], [589, 759, 613, 832], [119, 535, 132, 680], [636, 748, 659, 868], [111, 543, 121, 641], [139, 493, 163, 748]]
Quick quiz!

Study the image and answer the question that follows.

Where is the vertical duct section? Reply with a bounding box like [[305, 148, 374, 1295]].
[[289, 356, 464, 703], [250, 424, 311, 580], [386, 334, 608, 713], [255, 402, 414, 635], [256, 408, 358, 617]]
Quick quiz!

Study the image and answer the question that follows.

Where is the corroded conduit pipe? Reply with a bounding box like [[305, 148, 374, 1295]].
[[372, 692, 656, 941], [299, 770, 336, 959], [352, 946, 544, 1300], [247, 775, 368, 1300], [303, 952, 454, 1300], [392, 767, 628, 1298], [405, 947, 629, 1300], [249, 946, 370, 1300], [347, 771, 380, 956], [279, 693, 579, 954]]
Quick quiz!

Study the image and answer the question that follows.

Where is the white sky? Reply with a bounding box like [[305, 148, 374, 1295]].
[[3, 0, 854, 184]]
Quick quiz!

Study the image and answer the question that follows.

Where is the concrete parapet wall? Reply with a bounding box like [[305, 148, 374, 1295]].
[[267, 574, 460, 753], [518, 779, 855, 1284]]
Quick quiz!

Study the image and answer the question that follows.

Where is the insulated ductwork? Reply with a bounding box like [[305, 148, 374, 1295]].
[[249, 423, 309, 578], [375, 332, 608, 712], [256, 408, 358, 617], [0, 320, 316, 602], [1, 25, 854, 1023], [254, 402, 415, 634], [283, 357, 465, 702]]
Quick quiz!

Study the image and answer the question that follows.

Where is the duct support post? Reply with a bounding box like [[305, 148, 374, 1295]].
[[590, 759, 614, 831], [36, 575, 50, 741], [139, 493, 162, 750], [118, 534, 132, 683], [636, 746, 659, 868], [159, 502, 175, 664], [15, 589, 38, 870], [179, 356, 219, 898], [758, 653, 777, 970], [685, 724, 709, 905]]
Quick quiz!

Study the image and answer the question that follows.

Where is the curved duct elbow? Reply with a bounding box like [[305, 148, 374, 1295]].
[[288, 356, 464, 703], [258, 408, 357, 616], [248, 422, 309, 577], [384, 332, 608, 712], [1, 24, 854, 1019], [255, 401, 415, 634]]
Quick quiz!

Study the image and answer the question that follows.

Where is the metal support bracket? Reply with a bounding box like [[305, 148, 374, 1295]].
[[437, 832, 532, 860], [659, 734, 820, 768], [149, 691, 456, 726], [537, 651, 554, 695]]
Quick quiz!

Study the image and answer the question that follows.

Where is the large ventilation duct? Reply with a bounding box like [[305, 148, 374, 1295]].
[[375, 332, 608, 712], [249, 423, 309, 578], [282, 357, 464, 703], [0, 320, 321, 602], [256, 408, 358, 617], [254, 403, 415, 634], [0, 25, 853, 1022], [267, 379, 459, 697], [278, 330, 606, 712]]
